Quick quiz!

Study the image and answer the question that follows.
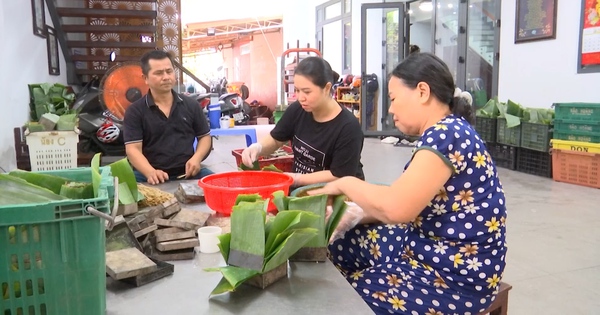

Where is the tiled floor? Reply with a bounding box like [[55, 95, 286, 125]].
[[204, 134, 600, 315]]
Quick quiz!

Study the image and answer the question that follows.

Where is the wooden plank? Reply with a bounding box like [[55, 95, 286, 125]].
[[134, 224, 158, 239], [62, 24, 156, 33], [154, 218, 194, 230], [148, 248, 195, 261], [105, 248, 157, 280], [155, 230, 196, 243], [71, 55, 142, 62], [156, 238, 199, 252], [56, 8, 156, 19], [67, 41, 156, 48], [172, 209, 211, 230]]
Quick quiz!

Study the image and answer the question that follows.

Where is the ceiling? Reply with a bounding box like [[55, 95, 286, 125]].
[[182, 16, 283, 55]]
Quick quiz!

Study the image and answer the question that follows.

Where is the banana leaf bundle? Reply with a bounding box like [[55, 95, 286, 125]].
[[207, 195, 320, 296]]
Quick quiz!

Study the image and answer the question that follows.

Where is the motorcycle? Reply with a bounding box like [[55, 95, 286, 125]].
[[73, 81, 127, 156]]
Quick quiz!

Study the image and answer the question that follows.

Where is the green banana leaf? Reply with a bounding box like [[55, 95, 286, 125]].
[[228, 207, 266, 270], [59, 182, 94, 199], [271, 190, 290, 212], [8, 170, 69, 194], [264, 210, 319, 255], [0, 174, 65, 205], [217, 233, 232, 262], [288, 195, 328, 247], [234, 193, 263, 205], [108, 158, 143, 202], [476, 97, 500, 118], [263, 228, 318, 272], [497, 99, 523, 128], [91, 153, 102, 198], [327, 195, 349, 241]]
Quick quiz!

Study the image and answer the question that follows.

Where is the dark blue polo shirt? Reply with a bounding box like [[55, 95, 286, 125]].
[[123, 90, 210, 176]]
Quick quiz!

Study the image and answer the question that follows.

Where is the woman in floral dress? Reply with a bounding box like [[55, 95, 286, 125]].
[[311, 53, 507, 314]]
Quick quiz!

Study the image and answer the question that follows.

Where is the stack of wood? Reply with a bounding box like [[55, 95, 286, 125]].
[[125, 198, 212, 261]]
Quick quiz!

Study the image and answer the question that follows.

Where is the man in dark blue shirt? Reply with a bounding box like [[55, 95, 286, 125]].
[[123, 50, 213, 185]]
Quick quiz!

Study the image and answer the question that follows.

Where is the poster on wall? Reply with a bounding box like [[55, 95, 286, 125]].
[[515, 0, 557, 43], [580, 0, 600, 66]]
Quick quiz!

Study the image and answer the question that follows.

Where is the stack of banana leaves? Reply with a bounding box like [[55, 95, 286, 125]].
[[477, 97, 553, 127], [206, 191, 348, 296], [0, 171, 91, 206]]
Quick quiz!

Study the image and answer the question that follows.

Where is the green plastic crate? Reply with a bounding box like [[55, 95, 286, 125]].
[[553, 103, 600, 122], [474, 117, 497, 143], [554, 119, 600, 139], [519, 122, 553, 152], [1, 167, 113, 315], [496, 118, 521, 146], [554, 130, 600, 144]]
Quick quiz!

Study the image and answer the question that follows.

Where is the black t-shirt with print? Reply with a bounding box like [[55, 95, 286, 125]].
[[270, 101, 365, 180]]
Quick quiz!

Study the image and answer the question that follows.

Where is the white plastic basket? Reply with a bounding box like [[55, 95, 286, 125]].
[[25, 131, 79, 171]]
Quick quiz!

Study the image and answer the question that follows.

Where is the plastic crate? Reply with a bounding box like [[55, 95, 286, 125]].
[[517, 148, 552, 178], [519, 122, 553, 152], [474, 117, 497, 143], [496, 119, 521, 146], [551, 149, 600, 189], [553, 102, 600, 122], [488, 143, 518, 170], [551, 139, 600, 154], [25, 131, 79, 171], [554, 119, 600, 143], [231, 146, 294, 172], [1, 167, 113, 315], [553, 130, 600, 143]]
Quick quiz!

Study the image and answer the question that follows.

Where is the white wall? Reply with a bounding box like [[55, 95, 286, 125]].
[[0, 2, 68, 171], [499, 1, 599, 108]]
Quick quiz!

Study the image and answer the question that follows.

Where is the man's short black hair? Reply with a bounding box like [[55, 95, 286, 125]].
[[140, 50, 175, 76]]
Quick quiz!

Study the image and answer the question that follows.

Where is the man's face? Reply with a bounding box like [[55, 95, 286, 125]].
[[144, 58, 175, 93]]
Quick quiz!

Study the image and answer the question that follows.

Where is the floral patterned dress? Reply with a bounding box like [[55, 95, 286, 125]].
[[329, 115, 507, 314]]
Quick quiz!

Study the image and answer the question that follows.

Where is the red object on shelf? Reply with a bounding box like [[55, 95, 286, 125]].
[[231, 146, 294, 173], [198, 171, 294, 216]]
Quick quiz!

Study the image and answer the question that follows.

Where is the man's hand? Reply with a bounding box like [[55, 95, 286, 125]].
[[146, 169, 169, 185], [185, 156, 202, 178]]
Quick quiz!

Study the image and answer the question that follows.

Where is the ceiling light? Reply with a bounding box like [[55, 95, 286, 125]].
[[448, 3, 453, 8], [408, 9, 413, 15], [419, 0, 433, 12], [207, 28, 215, 36]]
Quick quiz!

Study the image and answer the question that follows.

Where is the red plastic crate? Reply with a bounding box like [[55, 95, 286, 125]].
[[231, 146, 294, 172]]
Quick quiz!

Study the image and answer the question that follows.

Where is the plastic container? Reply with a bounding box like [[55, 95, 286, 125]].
[[496, 119, 521, 146], [551, 149, 600, 189], [25, 131, 79, 171], [198, 171, 294, 216], [1, 167, 114, 315], [553, 102, 600, 122], [208, 104, 221, 129], [551, 139, 600, 154], [474, 117, 497, 143], [488, 143, 518, 170], [554, 119, 600, 143], [519, 122, 552, 152], [553, 130, 600, 144], [517, 148, 552, 178], [231, 146, 294, 173]]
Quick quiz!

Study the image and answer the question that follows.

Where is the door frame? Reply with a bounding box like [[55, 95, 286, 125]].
[[360, 2, 406, 137]]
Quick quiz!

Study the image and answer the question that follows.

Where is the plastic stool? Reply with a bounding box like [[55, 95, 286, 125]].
[[193, 126, 258, 150]]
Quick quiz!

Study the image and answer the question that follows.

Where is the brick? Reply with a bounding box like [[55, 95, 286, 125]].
[[155, 230, 196, 243], [171, 209, 211, 230], [133, 224, 158, 239], [153, 218, 194, 230]]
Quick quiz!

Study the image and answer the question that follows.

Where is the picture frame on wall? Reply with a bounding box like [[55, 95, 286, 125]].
[[46, 26, 60, 75], [31, 0, 46, 38], [578, 0, 600, 73], [514, 0, 558, 43]]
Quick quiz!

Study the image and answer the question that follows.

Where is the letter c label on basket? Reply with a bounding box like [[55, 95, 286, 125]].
[[58, 137, 66, 146], [570, 146, 588, 152]]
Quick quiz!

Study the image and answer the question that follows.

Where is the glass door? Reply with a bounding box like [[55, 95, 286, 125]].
[[361, 2, 406, 136], [465, 0, 501, 108], [434, 0, 461, 80]]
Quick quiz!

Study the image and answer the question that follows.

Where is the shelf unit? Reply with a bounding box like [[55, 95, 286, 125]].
[[336, 86, 361, 122]]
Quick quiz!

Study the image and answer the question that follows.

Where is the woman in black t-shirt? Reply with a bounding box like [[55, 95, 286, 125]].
[[241, 57, 365, 186]]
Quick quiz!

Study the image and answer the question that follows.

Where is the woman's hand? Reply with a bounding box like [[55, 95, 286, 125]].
[[307, 178, 345, 196]]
